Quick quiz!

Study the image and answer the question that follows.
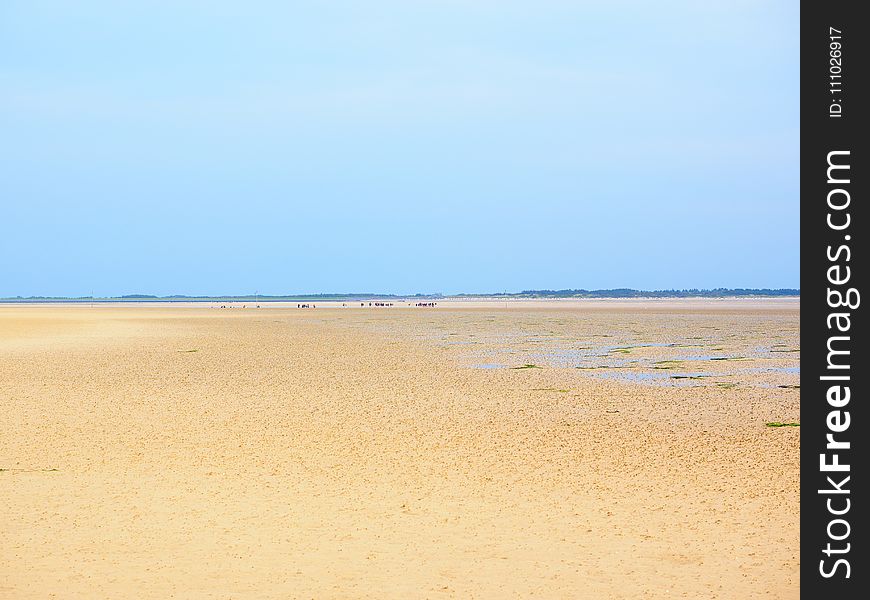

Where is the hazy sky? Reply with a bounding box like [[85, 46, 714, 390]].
[[1, 1, 799, 296]]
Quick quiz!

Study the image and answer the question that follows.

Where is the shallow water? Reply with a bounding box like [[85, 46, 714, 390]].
[[587, 370, 716, 385]]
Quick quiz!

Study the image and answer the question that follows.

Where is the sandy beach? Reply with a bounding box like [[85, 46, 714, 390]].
[[0, 300, 799, 598]]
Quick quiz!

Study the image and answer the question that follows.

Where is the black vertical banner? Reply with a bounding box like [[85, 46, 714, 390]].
[[802, 2, 866, 597]]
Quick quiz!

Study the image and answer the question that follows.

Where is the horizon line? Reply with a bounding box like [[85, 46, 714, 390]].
[[1, 287, 801, 303]]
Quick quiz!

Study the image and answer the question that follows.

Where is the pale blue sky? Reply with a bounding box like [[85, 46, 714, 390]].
[[1, 1, 798, 296]]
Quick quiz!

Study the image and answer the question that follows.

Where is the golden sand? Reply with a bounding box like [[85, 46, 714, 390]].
[[0, 301, 799, 598]]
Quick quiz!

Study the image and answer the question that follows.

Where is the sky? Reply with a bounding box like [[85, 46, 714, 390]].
[[0, 1, 799, 296]]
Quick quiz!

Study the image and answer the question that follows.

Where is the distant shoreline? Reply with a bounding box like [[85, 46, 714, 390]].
[[0, 289, 799, 304]]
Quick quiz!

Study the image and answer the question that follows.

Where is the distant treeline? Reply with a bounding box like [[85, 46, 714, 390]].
[[465, 288, 800, 298], [1, 288, 799, 303]]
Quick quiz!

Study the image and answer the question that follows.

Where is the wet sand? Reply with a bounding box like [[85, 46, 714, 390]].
[[0, 301, 799, 598]]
